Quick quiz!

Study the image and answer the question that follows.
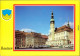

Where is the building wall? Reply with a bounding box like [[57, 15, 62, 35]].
[[46, 31, 72, 46], [55, 31, 69, 40], [21, 37, 26, 48], [48, 23, 55, 41], [15, 34, 22, 48], [25, 36, 34, 48], [15, 31, 48, 48], [69, 31, 74, 45]]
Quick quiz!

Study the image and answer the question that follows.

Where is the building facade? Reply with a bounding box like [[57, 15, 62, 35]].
[[46, 11, 74, 48], [15, 31, 48, 48]]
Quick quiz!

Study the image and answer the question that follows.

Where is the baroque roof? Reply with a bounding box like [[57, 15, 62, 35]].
[[55, 25, 73, 33], [15, 30, 48, 39]]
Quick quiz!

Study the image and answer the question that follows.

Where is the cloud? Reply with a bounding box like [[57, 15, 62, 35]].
[[41, 33, 49, 35], [63, 22, 74, 28], [20, 28, 35, 32]]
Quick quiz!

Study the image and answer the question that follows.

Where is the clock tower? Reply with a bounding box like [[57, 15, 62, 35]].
[[48, 11, 55, 41]]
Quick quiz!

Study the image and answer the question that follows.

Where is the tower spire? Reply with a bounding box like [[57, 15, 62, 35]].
[[50, 10, 54, 24], [68, 17, 69, 24], [51, 10, 54, 19], [67, 17, 70, 28]]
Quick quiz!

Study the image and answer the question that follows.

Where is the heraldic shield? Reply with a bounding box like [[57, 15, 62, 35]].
[[2, 9, 12, 20]]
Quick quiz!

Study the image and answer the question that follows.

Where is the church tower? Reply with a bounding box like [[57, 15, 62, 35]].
[[67, 17, 70, 28], [49, 11, 55, 41]]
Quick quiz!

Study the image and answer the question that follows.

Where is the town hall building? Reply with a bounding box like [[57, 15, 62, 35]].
[[46, 11, 74, 48]]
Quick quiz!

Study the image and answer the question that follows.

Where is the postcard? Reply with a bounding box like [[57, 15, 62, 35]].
[[0, 0, 80, 56]]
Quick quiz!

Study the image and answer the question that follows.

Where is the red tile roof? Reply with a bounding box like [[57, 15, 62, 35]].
[[15, 30, 48, 39], [41, 35, 48, 39], [55, 25, 73, 33]]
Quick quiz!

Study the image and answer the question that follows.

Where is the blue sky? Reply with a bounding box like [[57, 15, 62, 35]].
[[15, 6, 74, 35]]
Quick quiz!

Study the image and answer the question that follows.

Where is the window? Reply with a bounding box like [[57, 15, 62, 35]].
[[64, 37, 66, 39]]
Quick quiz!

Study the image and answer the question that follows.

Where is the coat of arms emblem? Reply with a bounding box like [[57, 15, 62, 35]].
[[2, 9, 12, 20]]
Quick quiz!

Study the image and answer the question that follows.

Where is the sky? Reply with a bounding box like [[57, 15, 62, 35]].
[[15, 6, 74, 35]]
